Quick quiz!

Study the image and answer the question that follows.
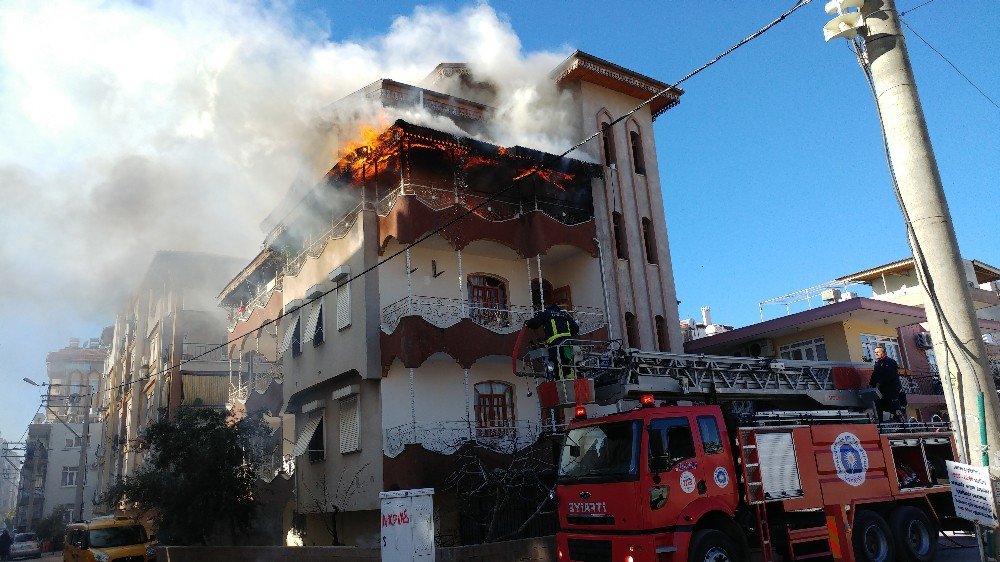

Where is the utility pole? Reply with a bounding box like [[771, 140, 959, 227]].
[[74, 399, 91, 522], [834, 0, 1000, 557]]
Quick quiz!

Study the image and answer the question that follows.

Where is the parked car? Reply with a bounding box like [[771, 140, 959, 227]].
[[64, 516, 156, 562], [10, 532, 41, 559]]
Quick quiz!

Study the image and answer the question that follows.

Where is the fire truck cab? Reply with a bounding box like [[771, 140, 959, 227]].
[[555, 401, 957, 562]]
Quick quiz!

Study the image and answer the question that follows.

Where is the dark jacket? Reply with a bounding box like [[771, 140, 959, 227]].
[[525, 305, 580, 343], [870, 356, 902, 397]]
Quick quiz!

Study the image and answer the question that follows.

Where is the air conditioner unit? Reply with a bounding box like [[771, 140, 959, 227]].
[[746, 339, 775, 358], [821, 288, 842, 303], [915, 332, 933, 349]]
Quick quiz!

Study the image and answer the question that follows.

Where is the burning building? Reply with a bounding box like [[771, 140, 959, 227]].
[[219, 50, 683, 546]]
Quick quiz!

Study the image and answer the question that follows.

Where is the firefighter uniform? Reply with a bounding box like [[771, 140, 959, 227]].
[[525, 304, 580, 379]]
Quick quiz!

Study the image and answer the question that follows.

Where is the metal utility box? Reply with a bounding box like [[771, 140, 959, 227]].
[[379, 488, 435, 562]]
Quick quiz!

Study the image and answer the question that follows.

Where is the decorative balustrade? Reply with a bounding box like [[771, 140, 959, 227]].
[[383, 419, 564, 458], [284, 204, 363, 277], [180, 342, 228, 362], [376, 183, 591, 226], [226, 278, 283, 331], [380, 295, 606, 335]]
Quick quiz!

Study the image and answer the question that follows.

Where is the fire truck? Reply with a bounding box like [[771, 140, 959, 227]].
[[513, 338, 960, 562]]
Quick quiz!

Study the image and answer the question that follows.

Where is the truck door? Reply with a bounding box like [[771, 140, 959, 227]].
[[645, 415, 703, 527], [696, 414, 738, 509]]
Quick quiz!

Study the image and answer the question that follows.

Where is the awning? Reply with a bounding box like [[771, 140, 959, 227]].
[[291, 415, 322, 457]]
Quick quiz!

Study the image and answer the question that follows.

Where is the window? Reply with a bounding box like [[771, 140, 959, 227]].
[[339, 395, 360, 454], [641, 218, 658, 265], [63, 508, 74, 524], [531, 279, 553, 310], [629, 130, 646, 175], [474, 381, 515, 435], [779, 337, 828, 361], [65, 436, 82, 448], [291, 317, 302, 357], [925, 347, 939, 373], [61, 466, 78, 487], [336, 284, 351, 330], [468, 274, 509, 328], [697, 416, 724, 455], [600, 121, 616, 168], [307, 417, 325, 463], [655, 315, 667, 352], [612, 212, 628, 260], [552, 285, 573, 309], [625, 312, 639, 349], [648, 417, 694, 472], [860, 334, 901, 363], [313, 304, 324, 346]]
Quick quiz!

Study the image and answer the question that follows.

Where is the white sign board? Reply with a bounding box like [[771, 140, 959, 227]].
[[947, 461, 999, 528], [380, 488, 435, 562]]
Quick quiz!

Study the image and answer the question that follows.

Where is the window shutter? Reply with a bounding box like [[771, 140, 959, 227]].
[[339, 395, 360, 453], [302, 301, 323, 344], [336, 284, 351, 330], [278, 315, 299, 353]]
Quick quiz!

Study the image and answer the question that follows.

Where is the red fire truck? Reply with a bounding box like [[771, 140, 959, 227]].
[[514, 339, 960, 562]]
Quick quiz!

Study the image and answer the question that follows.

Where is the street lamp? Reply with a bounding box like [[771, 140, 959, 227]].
[[22, 377, 40, 386]]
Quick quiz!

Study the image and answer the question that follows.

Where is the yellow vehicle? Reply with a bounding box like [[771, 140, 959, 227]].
[[63, 516, 156, 562]]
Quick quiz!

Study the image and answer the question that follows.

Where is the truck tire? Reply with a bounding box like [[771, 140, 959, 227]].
[[852, 510, 896, 562], [689, 529, 740, 562], [888, 506, 938, 562]]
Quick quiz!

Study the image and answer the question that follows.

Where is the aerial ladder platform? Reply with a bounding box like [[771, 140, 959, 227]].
[[512, 337, 879, 411]]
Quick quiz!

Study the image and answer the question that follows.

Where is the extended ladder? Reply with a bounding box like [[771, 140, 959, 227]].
[[514, 339, 870, 410], [737, 429, 774, 562]]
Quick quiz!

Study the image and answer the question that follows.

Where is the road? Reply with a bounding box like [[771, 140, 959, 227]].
[[30, 533, 981, 561]]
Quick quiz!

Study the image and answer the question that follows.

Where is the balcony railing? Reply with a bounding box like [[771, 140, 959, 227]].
[[180, 342, 228, 362], [226, 278, 282, 331], [380, 295, 606, 335], [383, 419, 565, 458], [284, 203, 363, 278], [376, 183, 592, 226]]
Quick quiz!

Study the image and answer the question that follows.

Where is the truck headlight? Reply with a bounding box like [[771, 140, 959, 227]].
[[93, 552, 111, 562], [147, 545, 157, 557]]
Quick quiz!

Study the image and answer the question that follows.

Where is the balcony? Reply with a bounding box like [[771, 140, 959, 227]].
[[383, 420, 564, 458], [226, 278, 283, 331], [381, 295, 606, 335]]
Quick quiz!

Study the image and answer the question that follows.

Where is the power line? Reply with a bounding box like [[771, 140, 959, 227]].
[[899, 18, 1000, 111], [899, 0, 936, 17], [79, 0, 816, 403]]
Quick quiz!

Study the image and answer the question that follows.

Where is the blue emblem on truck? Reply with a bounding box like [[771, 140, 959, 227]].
[[832, 432, 868, 487]]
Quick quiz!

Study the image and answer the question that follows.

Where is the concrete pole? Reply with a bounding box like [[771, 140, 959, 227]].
[[74, 403, 90, 521], [861, 0, 1000, 486]]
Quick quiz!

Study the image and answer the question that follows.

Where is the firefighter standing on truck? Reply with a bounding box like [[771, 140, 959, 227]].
[[870, 344, 906, 422], [525, 303, 579, 379]]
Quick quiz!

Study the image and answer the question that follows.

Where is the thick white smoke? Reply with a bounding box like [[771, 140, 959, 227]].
[[0, 1, 574, 315]]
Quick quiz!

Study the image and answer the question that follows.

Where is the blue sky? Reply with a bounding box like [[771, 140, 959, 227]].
[[1, 1, 996, 440]]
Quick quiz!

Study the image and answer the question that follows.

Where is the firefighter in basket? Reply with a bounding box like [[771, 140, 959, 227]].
[[525, 303, 580, 380]]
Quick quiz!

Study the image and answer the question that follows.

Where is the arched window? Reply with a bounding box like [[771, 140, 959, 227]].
[[474, 381, 515, 435], [625, 312, 639, 349], [655, 315, 667, 352], [468, 274, 509, 327], [630, 130, 646, 175], [600, 121, 616, 168], [612, 212, 628, 260], [642, 217, 658, 265]]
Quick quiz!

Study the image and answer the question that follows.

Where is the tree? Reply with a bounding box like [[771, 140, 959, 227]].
[[101, 407, 268, 545], [32, 509, 66, 549]]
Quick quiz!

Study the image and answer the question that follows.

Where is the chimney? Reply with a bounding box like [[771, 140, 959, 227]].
[[68, 337, 80, 348], [701, 306, 712, 327]]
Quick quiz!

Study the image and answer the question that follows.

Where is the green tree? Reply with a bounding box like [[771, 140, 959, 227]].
[[101, 407, 268, 545], [33, 509, 66, 549]]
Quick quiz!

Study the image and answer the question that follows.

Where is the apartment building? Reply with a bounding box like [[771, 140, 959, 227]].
[[93, 251, 244, 511], [220, 50, 685, 546]]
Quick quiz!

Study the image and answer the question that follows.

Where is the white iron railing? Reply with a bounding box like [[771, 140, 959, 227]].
[[380, 295, 606, 336], [383, 419, 566, 458]]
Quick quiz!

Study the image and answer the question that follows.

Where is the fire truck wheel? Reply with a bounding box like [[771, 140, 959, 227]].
[[851, 510, 896, 562], [888, 506, 938, 562], [688, 529, 739, 562]]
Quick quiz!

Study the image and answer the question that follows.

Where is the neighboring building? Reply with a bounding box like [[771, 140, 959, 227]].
[[93, 251, 245, 512], [14, 423, 48, 531], [45, 337, 109, 423], [687, 257, 1000, 421], [680, 306, 733, 342], [219, 51, 685, 546]]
